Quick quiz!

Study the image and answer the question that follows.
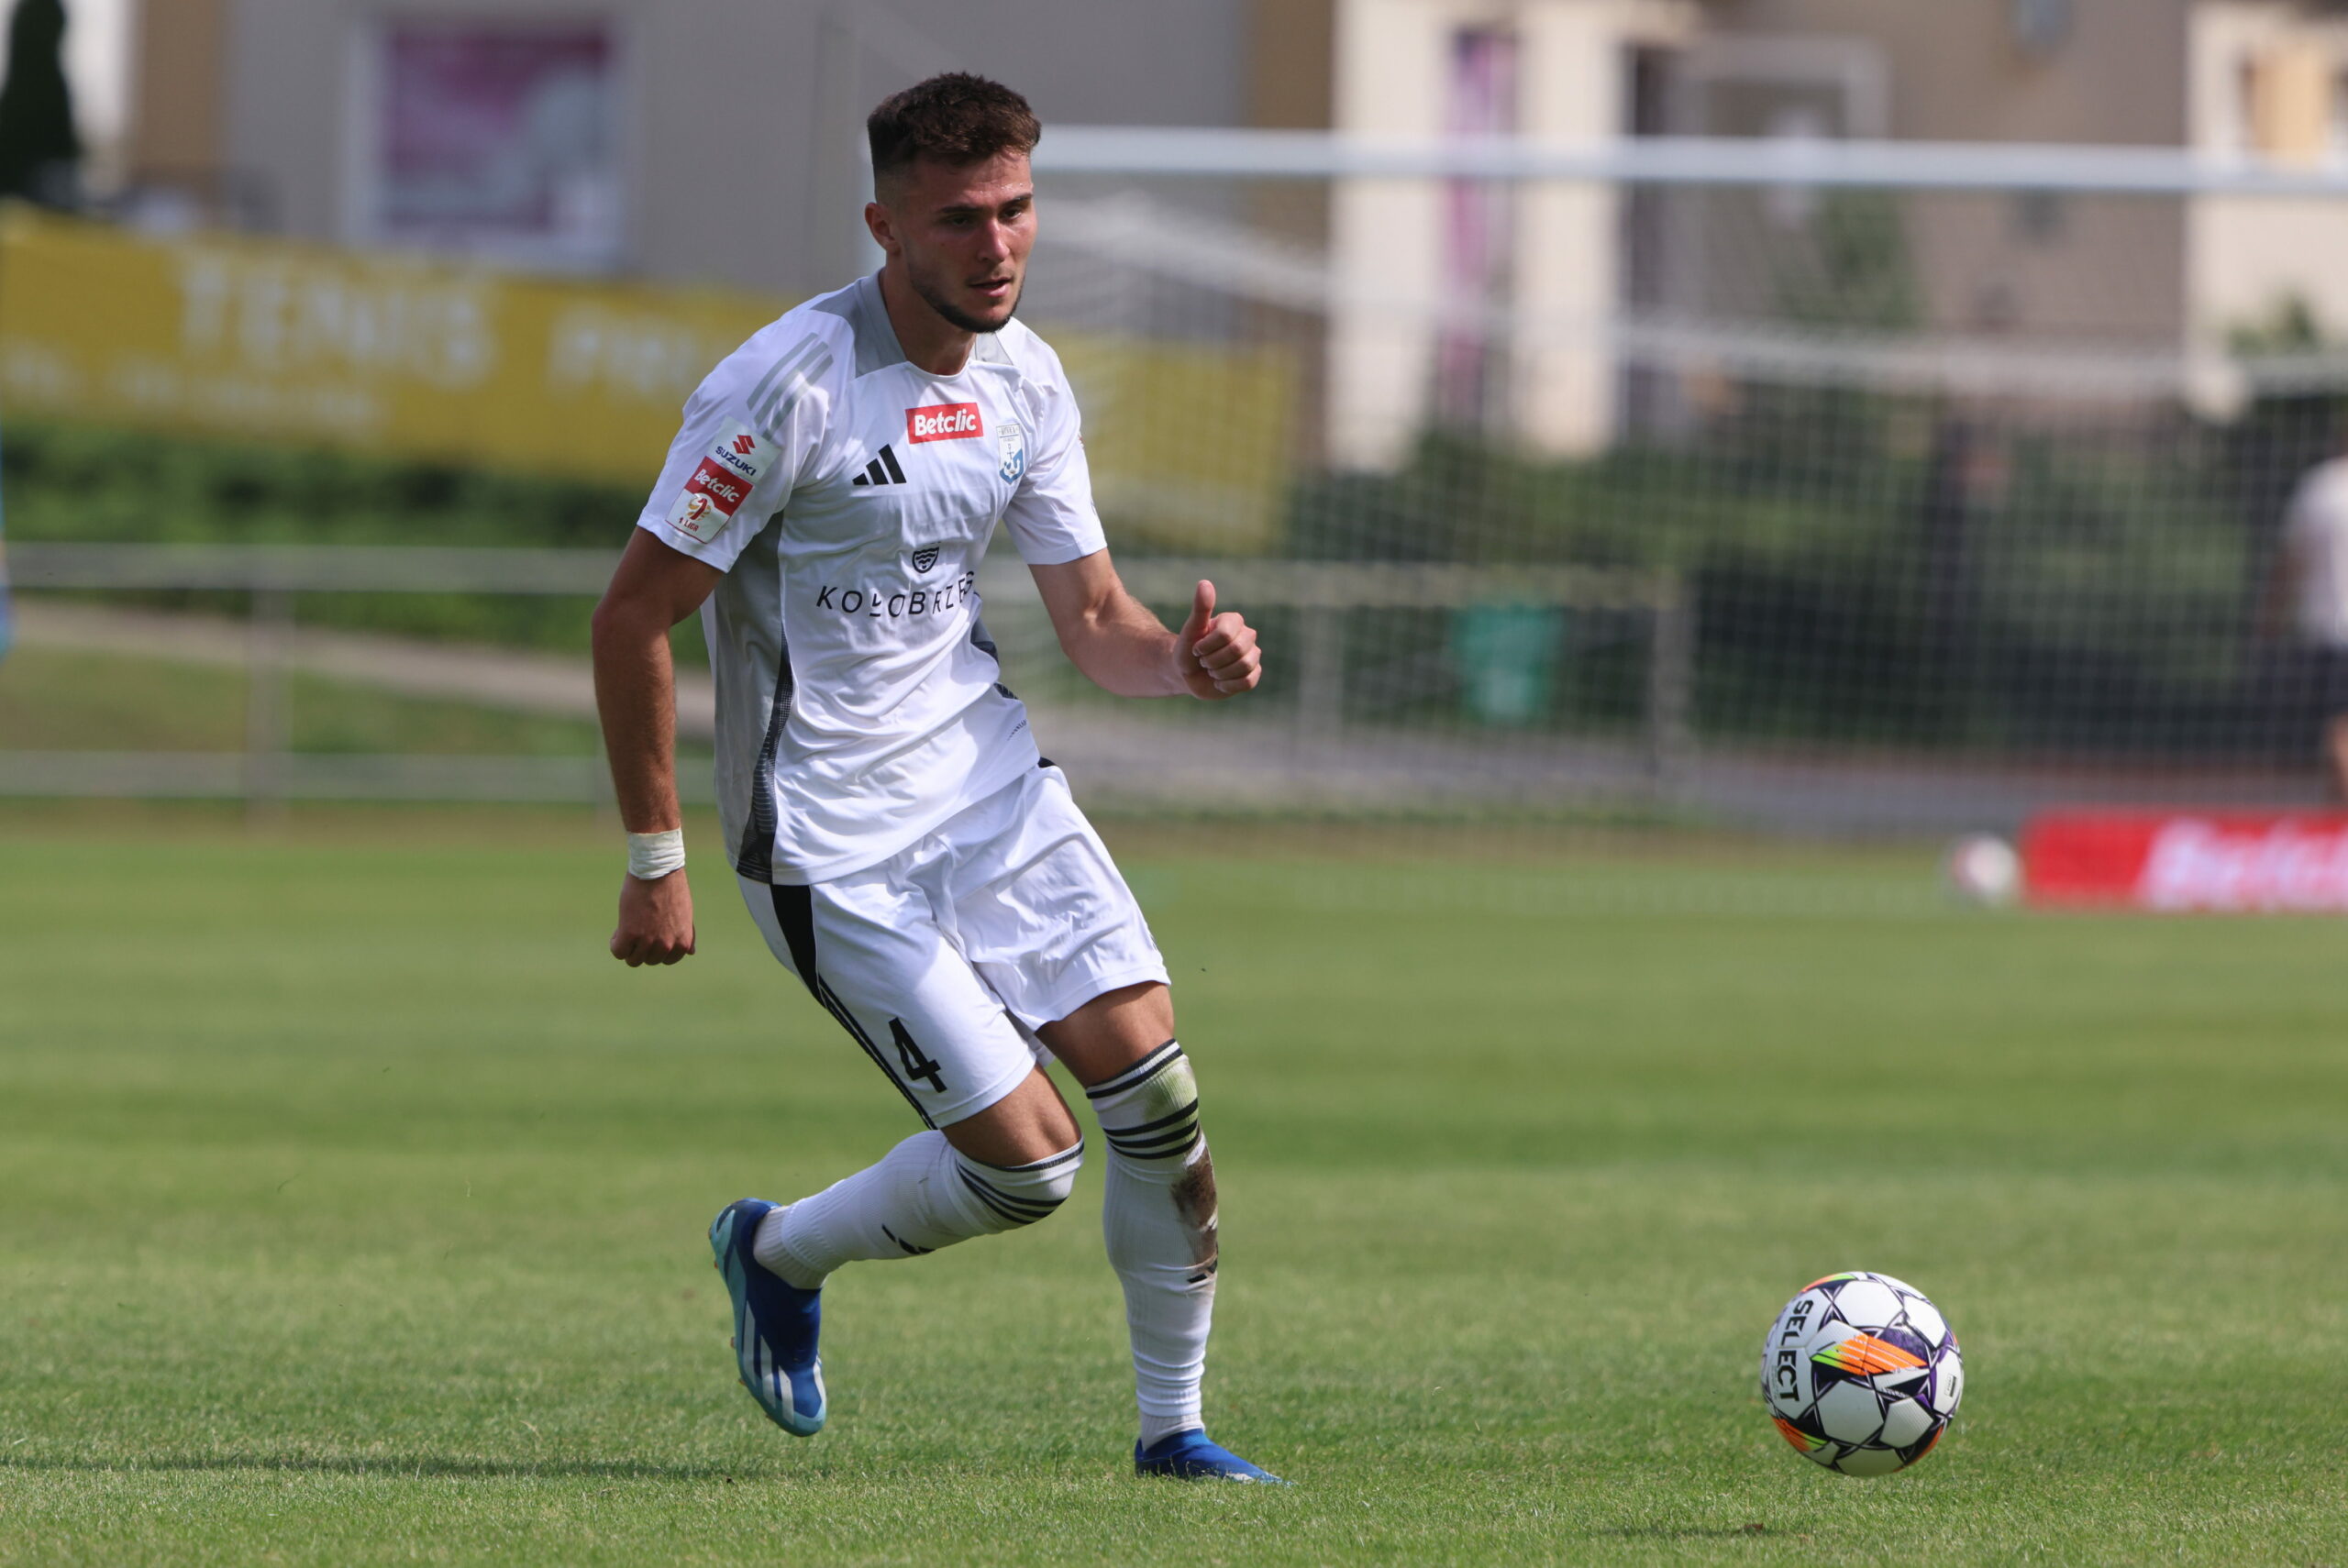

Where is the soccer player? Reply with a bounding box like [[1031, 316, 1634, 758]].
[[590, 74, 1279, 1484], [2270, 431, 2348, 801]]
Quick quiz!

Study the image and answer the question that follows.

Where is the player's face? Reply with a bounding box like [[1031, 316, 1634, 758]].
[[870, 152, 1036, 335]]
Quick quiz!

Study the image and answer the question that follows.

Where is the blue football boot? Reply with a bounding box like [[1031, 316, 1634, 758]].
[[708, 1198, 825, 1436], [1135, 1429, 1288, 1484]]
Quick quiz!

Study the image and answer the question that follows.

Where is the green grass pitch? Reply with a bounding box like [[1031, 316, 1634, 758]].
[[3, 811, 2344, 1564]]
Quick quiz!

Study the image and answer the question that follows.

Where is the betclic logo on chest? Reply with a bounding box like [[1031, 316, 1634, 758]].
[[906, 402, 982, 443]]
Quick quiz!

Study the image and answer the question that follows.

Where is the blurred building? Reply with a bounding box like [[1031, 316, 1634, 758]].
[[120, 0, 2348, 465], [1314, 0, 2348, 459], [122, 0, 1256, 291]]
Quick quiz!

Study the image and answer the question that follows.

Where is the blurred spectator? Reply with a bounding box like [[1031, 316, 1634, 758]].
[[0, 0, 79, 209], [2267, 427, 2348, 801], [1917, 412, 2007, 728]]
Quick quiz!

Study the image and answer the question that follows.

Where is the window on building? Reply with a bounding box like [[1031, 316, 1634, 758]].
[[2242, 45, 2331, 162], [2237, 57, 2259, 154], [1434, 25, 1516, 432], [2012, 187, 2066, 244], [2010, 0, 2073, 59], [359, 19, 621, 270]]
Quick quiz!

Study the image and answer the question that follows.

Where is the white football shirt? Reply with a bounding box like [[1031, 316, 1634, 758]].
[[2285, 457, 2348, 648], [635, 273, 1105, 884]]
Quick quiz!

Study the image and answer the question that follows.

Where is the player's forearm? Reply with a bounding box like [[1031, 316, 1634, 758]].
[[592, 601, 685, 832], [1057, 592, 1187, 698]]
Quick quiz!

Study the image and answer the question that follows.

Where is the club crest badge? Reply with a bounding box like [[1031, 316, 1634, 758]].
[[910, 546, 939, 574], [998, 421, 1026, 484]]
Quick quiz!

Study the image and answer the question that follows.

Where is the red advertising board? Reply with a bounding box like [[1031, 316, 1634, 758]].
[[2024, 812, 2348, 911]]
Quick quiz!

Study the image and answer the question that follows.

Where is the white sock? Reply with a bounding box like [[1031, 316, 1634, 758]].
[[1089, 1042, 1217, 1448], [752, 1131, 1083, 1290]]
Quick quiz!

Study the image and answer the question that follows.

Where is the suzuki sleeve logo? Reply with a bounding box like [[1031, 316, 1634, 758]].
[[665, 420, 772, 540], [906, 402, 982, 443]]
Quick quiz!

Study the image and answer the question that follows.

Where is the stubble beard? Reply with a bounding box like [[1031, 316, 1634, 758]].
[[912, 262, 1021, 336]]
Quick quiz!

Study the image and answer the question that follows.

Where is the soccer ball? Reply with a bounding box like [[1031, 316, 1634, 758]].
[[1758, 1271, 1962, 1476], [1944, 834, 2021, 906]]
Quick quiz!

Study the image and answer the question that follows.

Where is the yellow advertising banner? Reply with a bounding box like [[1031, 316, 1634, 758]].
[[0, 207, 781, 486], [1052, 332, 1296, 556], [0, 208, 1295, 549]]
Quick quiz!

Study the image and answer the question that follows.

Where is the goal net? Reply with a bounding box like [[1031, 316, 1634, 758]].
[[989, 138, 2348, 838]]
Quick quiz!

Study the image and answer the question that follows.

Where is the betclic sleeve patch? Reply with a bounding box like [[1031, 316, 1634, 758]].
[[665, 421, 775, 541]]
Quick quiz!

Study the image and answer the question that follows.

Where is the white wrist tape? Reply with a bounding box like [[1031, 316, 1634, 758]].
[[626, 829, 686, 881]]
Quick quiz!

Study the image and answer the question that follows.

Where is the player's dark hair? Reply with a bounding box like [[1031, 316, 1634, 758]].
[[867, 73, 1040, 191]]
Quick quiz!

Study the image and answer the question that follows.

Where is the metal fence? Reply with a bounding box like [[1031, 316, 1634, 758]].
[[3, 543, 1689, 815]]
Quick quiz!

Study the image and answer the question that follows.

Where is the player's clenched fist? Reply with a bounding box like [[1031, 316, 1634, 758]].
[[611, 869, 697, 966], [1175, 580, 1262, 700]]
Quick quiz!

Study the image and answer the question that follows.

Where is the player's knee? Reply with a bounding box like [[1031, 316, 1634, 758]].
[[952, 1140, 1083, 1231], [1087, 1042, 1203, 1167]]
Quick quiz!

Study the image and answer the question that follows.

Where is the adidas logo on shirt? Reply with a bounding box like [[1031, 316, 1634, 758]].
[[850, 445, 908, 487]]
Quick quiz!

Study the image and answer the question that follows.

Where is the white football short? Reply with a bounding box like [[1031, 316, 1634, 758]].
[[737, 761, 1169, 1128]]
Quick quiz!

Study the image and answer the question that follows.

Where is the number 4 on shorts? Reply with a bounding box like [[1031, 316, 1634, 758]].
[[889, 1018, 947, 1094]]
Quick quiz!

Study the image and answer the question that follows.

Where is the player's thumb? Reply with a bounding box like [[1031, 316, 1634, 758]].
[[1181, 580, 1216, 646]]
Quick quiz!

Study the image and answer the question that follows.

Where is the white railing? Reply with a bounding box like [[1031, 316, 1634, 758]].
[[1037, 127, 2348, 196], [3, 544, 1691, 810]]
